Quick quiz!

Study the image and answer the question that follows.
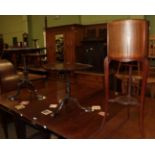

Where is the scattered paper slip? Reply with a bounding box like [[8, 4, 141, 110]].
[[49, 104, 58, 108], [98, 111, 106, 117], [20, 101, 30, 105], [15, 104, 25, 110], [91, 105, 101, 111], [41, 109, 53, 115]]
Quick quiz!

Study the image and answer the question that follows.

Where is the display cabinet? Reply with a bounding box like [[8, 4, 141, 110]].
[[76, 23, 107, 72]]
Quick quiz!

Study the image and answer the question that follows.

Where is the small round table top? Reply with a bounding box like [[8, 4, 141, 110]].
[[43, 63, 92, 72]]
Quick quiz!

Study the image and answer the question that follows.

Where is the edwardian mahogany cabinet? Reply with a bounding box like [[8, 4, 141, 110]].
[[46, 24, 84, 64]]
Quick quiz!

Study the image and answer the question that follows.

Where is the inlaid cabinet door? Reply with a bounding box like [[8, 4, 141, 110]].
[[46, 31, 56, 64], [46, 25, 84, 65], [64, 31, 76, 64]]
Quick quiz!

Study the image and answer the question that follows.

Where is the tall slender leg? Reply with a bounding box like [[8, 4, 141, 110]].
[[104, 57, 110, 122], [139, 58, 149, 138], [65, 71, 71, 97]]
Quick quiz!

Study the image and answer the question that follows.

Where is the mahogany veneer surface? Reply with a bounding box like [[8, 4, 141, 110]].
[[0, 79, 155, 138]]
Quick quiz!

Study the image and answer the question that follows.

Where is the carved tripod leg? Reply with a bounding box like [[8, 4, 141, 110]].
[[25, 80, 45, 101], [52, 96, 69, 116], [8, 80, 25, 101], [69, 97, 92, 112]]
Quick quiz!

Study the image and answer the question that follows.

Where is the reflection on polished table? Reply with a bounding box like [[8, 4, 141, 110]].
[[3, 47, 46, 101], [43, 63, 93, 116], [0, 79, 106, 138], [0, 78, 155, 138]]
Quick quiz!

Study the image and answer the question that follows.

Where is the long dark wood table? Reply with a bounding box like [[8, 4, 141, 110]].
[[0, 78, 126, 139]]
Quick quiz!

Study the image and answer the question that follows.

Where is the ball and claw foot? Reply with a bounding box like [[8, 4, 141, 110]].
[[36, 94, 46, 101], [8, 95, 17, 101]]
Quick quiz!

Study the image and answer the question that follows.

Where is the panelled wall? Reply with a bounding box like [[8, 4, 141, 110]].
[[145, 15, 155, 35], [0, 15, 28, 46], [32, 15, 144, 47], [0, 15, 148, 48], [28, 15, 81, 47], [0, 15, 154, 54], [80, 15, 144, 25]]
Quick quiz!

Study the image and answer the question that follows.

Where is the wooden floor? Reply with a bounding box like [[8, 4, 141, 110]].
[[1, 75, 155, 138]]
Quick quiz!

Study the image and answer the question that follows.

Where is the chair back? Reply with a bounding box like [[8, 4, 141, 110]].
[[0, 59, 16, 77], [107, 19, 149, 61], [0, 59, 19, 93]]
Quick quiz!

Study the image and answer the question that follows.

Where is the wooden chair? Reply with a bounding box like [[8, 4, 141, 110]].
[[104, 19, 149, 137]]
